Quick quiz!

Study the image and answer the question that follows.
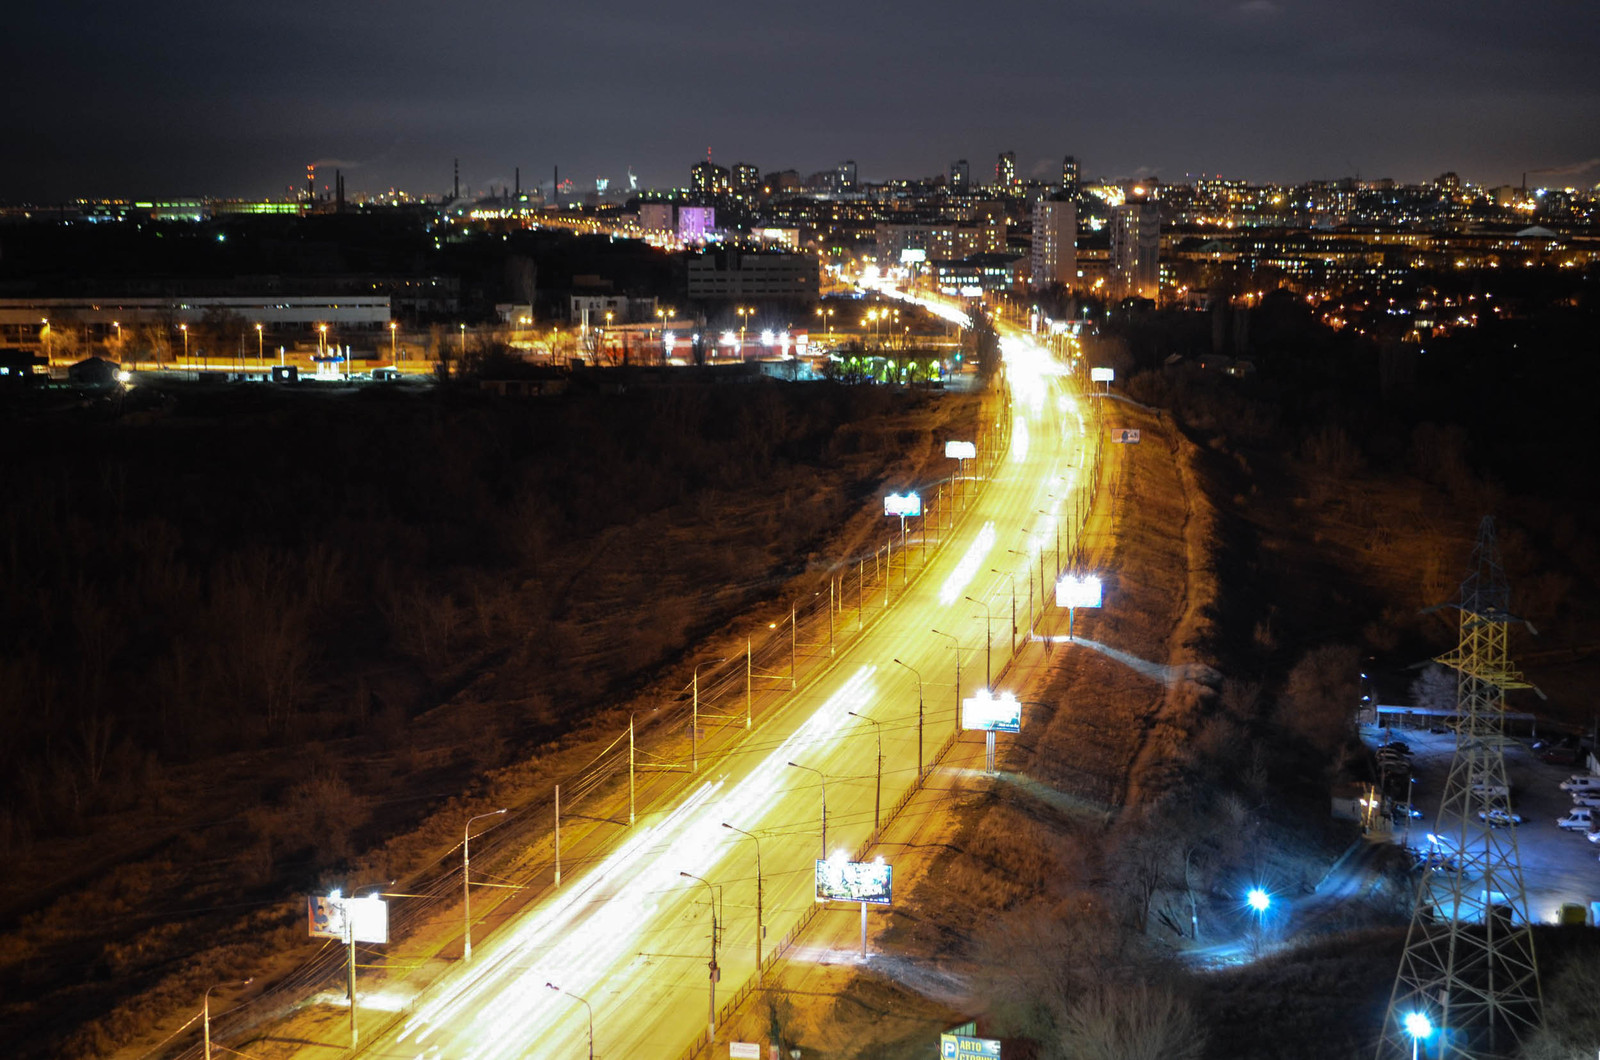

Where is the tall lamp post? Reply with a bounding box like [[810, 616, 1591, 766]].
[[679, 872, 722, 1043], [989, 569, 1018, 657], [462, 808, 507, 961], [544, 982, 595, 1060], [891, 657, 924, 778], [786, 761, 828, 857], [965, 596, 995, 688], [929, 629, 962, 734], [389, 321, 398, 363], [203, 978, 253, 1060], [180, 323, 189, 364], [736, 306, 753, 358], [721, 823, 765, 973], [847, 711, 883, 834], [255, 322, 264, 367]]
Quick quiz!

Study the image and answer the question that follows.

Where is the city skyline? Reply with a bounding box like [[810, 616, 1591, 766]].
[[4, 0, 1598, 201]]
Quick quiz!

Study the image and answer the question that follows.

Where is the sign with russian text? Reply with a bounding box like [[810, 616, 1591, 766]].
[[940, 1034, 1001, 1059], [1090, 367, 1114, 382], [1112, 429, 1140, 443], [730, 1044, 761, 1059]]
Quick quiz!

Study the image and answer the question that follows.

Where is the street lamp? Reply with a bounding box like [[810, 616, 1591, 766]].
[[544, 982, 595, 1060], [389, 321, 398, 363], [679, 872, 722, 1043], [929, 629, 962, 733], [255, 322, 264, 366], [458, 322, 467, 358], [180, 323, 189, 363], [891, 657, 924, 778], [202, 977, 253, 1060], [692, 657, 727, 772], [786, 761, 827, 857], [847, 711, 884, 834], [1403, 1011, 1434, 1060], [462, 808, 507, 961], [736, 306, 753, 358], [965, 595, 995, 688], [721, 822, 765, 972]]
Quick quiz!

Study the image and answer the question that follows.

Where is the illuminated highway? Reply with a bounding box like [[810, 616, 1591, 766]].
[[352, 291, 1094, 1060]]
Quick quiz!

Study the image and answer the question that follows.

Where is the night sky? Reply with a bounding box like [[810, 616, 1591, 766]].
[[4, 0, 1597, 201]]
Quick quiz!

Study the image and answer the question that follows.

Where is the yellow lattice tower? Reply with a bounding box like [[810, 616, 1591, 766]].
[[1379, 517, 1540, 1060]]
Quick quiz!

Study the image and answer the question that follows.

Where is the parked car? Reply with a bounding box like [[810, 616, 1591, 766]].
[[1478, 809, 1523, 827], [1381, 741, 1413, 755], [1586, 829, 1600, 845], [1414, 851, 1461, 875], [1559, 775, 1600, 793], [1572, 792, 1600, 809], [1471, 781, 1510, 799], [1556, 807, 1596, 831], [1540, 746, 1580, 766]]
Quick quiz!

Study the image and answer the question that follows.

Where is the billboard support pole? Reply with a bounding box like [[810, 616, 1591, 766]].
[[554, 785, 561, 886], [629, 716, 636, 824], [986, 730, 996, 774], [745, 639, 752, 729], [861, 900, 868, 959]]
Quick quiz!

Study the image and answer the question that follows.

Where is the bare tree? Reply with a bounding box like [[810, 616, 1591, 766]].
[[1060, 983, 1207, 1060]]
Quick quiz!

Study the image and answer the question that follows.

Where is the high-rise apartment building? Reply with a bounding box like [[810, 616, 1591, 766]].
[[732, 163, 760, 197], [1030, 198, 1077, 290], [1061, 156, 1080, 198], [1109, 186, 1160, 299], [950, 159, 970, 193], [691, 161, 730, 197], [836, 159, 858, 193], [996, 151, 1017, 193]]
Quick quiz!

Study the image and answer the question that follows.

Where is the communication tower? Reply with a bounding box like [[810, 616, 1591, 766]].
[[1379, 517, 1540, 1059]]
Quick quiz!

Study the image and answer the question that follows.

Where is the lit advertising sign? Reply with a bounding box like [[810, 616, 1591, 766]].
[[944, 440, 977, 460], [1090, 367, 1115, 382], [1055, 574, 1103, 609], [940, 1035, 1001, 1059], [308, 893, 389, 944], [815, 855, 893, 905], [884, 492, 922, 517], [962, 690, 1022, 733], [1112, 429, 1140, 444], [899, 248, 927, 264]]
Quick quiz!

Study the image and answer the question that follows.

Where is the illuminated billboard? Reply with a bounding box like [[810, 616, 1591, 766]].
[[1055, 574, 1103, 609], [815, 855, 893, 905], [962, 690, 1022, 733], [1090, 367, 1114, 382], [1111, 429, 1140, 444], [308, 892, 389, 944], [884, 492, 922, 517], [944, 440, 976, 460], [899, 248, 927, 264]]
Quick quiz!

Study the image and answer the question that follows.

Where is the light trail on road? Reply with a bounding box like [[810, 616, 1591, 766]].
[[345, 285, 1098, 1060]]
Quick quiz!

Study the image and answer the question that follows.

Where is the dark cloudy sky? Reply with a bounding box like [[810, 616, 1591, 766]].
[[4, 0, 1597, 201]]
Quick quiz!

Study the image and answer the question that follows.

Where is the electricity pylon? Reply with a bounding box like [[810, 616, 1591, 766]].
[[1379, 517, 1540, 1060]]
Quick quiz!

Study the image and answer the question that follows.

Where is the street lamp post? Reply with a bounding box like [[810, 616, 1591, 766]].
[[462, 808, 507, 961], [692, 657, 727, 772], [847, 711, 883, 834], [180, 323, 189, 364], [736, 306, 752, 358], [930, 629, 961, 733], [990, 569, 1018, 657], [389, 321, 398, 364], [965, 596, 994, 688], [786, 761, 827, 857], [891, 658, 924, 778], [721, 823, 764, 973], [202, 978, 253, 1060], [544, 982, 595, 1060], [255, 323, 264, 368], [679, 872, 722, 1043]]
